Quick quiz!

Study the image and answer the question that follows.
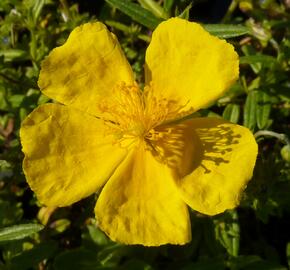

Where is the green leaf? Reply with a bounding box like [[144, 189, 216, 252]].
[[0, 200, 23, 227], [0, 224, 44, 242], [19, 107, 28, 122], [256, 90, 271, 129], [163, 0, 174, 14], [98, 244, 129, 267], [243, 91, 257, 130], [32, 0, 45, 22], [137, 0, 168, 19], [178, 3, 192, 20], [87, 225, 109, 246], [214, 211, 240, 257], [105, 0, 163, 29], [37, 94, 50, 105], [241, 45, 262, 73], [0, 49, 30, 62], [203, 24, 249, 38], [10, 241, 58, 270], [0, 89, 9, 111], [222, 104, 240, 123], [50, 219, 70, 233], [240, 55, 277, 65], [105, 20, 151, 42], [8, 94, 25, 109]]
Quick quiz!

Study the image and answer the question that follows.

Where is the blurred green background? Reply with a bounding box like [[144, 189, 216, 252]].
[[0, 0, 290, 269]]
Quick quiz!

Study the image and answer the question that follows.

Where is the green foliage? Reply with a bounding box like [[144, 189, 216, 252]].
[[0, 0, 289, 269], [0, 224, 43, 242], [203, 24, 249, 39]]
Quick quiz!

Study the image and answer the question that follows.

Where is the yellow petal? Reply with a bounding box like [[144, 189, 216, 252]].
[[95, 145, 191, 246], [145, 18, 239, 114], [38, 22, 134, 116], [20, 103, 128, 207], [175, 118, 258, 215]]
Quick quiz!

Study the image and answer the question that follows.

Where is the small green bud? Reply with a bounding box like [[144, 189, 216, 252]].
[[281, 145, 290, 163]]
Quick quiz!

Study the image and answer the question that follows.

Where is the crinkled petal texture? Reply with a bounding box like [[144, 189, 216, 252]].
[[38, 22, 134, 116], [95, 146, 191, 246], [145, 18, 239, 113], [20, 103, 128, 206], [174, 118, 258, 216]]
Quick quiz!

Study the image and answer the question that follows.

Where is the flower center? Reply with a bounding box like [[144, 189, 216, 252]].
[[98, 82, 186, 146]]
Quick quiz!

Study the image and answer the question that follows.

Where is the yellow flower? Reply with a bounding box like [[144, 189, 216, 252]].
[[20, 18, 258, 246]]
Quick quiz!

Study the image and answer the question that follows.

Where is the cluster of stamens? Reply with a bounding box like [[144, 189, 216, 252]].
[[98, 82, 186, 148]]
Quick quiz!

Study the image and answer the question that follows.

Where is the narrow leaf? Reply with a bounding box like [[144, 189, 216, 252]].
[[203, 24, 249, 38], [223, 104, 240, 124], [164, 0, 174, 14], [0, 49, 30, 62], [256, 90, 271, 129], [240, 55, 277, 65], [32, 0, 45, 22], [137, 0, 168, 19], [178, 3, 192, 20], [241, 46, 262, 74], [0, 224, 44, 242], [105, 20, 151, 42], [243, 91, 257, 130], [105, 0, 163, 29]]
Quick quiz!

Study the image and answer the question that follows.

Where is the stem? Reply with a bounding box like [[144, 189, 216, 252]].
[[222, 0, 239, 23], [105, 21, 151, 43], [231, 210, 240, 257], [254, 130, 290, 145]]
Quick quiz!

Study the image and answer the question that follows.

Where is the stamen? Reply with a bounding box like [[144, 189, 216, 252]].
[[98, 82, 190, 153]]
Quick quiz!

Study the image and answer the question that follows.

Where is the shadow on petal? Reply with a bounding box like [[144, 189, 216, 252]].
[[148, 118, 243, 179], [155, 117, 257, 215], [194, 123, 242, 174]]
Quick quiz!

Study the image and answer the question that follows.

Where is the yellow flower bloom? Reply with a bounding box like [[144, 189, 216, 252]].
[[20, 18, 258, 246]]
